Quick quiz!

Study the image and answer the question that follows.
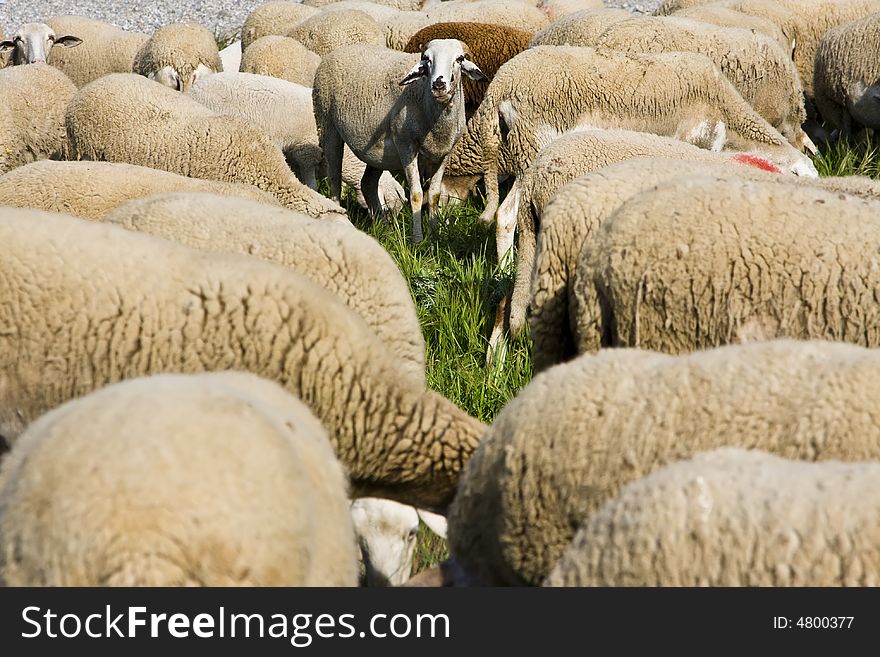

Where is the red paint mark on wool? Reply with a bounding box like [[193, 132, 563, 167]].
[[732, 154, 782, 173]]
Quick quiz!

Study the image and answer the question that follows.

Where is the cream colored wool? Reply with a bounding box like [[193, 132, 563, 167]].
[[240, 35, 321, 86], [0, 160, 280, 220], [529, 157, 880, 372], [0, 64, 76, 174], [241, 2, 321, 49], [676, 5, 792, 54], [65, 73, 345, 220], [545, 448, 880, 587], [133, 23, 222, 92], [287, 10, 386, 56], [0, 372, 358, 586], [45, 16, 148, 87], [594, 16, 807, 148], [814, 12, 880, 134], [307, 0, 428, 10], [448, 339, 880, 585], [500, 130, 779, 343], [103, 191, 425, 382], [0, 208, 483, 511], [529, 8, 633, 46], [571, 174, 880, 354], [538, 0, 604, 21]]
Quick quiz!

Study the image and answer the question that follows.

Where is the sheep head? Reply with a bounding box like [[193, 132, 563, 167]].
[[399, 38, 486, 104], [0, 23, 81, 66]]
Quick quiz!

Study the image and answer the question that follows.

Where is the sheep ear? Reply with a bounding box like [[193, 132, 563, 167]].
[[53, 35, 82, 49], [461, 59, 487, 82], [399, 60, 428, 86], [416, 509, 448, 539]]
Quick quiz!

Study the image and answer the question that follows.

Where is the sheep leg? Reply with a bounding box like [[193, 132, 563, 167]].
[[321, 123, 345, 203], [478, 161, 500, 224], [360, 166, 384, 218], [397, 143, 424, 244], [426, 159, 448, 219]]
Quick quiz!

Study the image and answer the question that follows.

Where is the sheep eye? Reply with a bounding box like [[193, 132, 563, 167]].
[[456, 54, 465, 62], [408, 528, 418, 540]]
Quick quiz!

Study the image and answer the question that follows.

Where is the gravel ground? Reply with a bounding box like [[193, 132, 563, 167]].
[[1, 0, 662, 38]]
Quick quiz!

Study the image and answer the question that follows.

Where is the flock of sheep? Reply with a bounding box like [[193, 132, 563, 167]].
[[1, 0, 880, 587]]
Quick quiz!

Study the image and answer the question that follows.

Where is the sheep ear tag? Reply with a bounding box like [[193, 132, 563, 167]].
[[399, 60, 429, 86]]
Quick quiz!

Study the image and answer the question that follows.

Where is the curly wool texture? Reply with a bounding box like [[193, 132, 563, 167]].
[[676, 5, 792, 54], [655, 0, 713, 13], [813, 12, 880, 133], [529, 157, 880, 372], [404, 22, 532, 112], [0, 161, 280, 220], [505, 130, 772, 339], [241, 2, 320, 49], [103, 191, 425, 383], [594, 16, 806, 147], [445, 47, 812, 207], [529, 7, 632, 46], [0, 372, 358, 586], [45, 16, 148, 88], [0, 208, 484, 510], [287, 10, 385, 56], [448, 339, 880, 586], [132, 23, 222, 92], [307, 0, 428, 10], [0, 64, 76, 174], [384, 2, 550, 50], [239, 35, 321, 86], [65, 73, 345, 220], [571, 175, 880, 354], [189, 72, 326, 188], [545, 448, 880, 587]]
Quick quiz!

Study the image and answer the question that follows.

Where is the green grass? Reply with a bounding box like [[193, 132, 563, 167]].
[[328, 182, 533, 577], [811, 133, 880, 178]]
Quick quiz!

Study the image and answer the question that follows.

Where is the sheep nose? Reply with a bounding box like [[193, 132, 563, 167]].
[[432, 77, 445, 90]]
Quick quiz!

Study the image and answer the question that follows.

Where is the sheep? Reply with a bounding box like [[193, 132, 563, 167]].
[[0, 372, 358, 586], [320, 0, 417, 21], [287, 10, 386, 56], [529, 8, 636, 46], [188, 71, 405, 209], [537, 0, 604, 21], [488, 129, 785, 357], [0, 160, 281, 220], [675, 5, 793, 55], [313, 40, 486, 243], [592, 16, 808, 150], [443, 46, 817, 257], [239, 35, 321, 86], [0, 64, 77, 174], [383, 1, 551, 50], [133, 23, 222, 92], [0, 208, 486, 511], [218, 39, 242, 72], [351, 498, 449, 587], [308, 0, 429, 10], [447, 339, 880, 586], [102, 191, 425, 382], [813, 12, 880, 137], [65, 73, 346, 221], [44, 16, 149, 87], [545, 448, 880, 586], [0, 22, 82, 65], [529, 157, 880, 372], [655, 0, 713, 13], [241, 1, 321, 49], [571, 174, 880, 355], [403, 22, 532, 115]]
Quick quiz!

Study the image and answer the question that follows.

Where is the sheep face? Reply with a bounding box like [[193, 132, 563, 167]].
[[0, 23, 81, 66], [399, 39, 486, 104], [148, 63, 215, 93], [351, 498, 420, 587]]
